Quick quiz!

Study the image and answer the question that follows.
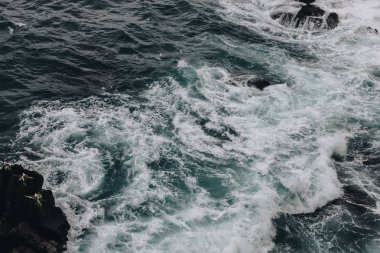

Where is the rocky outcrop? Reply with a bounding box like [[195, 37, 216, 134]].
[[0, 164, 70, 253], [271, 1, 339, 30]]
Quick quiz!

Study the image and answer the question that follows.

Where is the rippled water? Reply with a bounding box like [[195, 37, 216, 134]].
[[1, 0, 380, 252]]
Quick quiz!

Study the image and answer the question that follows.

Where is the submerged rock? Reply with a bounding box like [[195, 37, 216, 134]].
[[366, 26, 379, 34], [272, 4, 339, 30], [354, 26, 379, 35], [247, 78, 273, 90], [227, 77, 274, 91], [227, 79, 238, 86], [0, 164, 70, 253]]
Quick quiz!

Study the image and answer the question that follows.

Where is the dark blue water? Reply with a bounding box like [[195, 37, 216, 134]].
[[1, 0, 380, 252]]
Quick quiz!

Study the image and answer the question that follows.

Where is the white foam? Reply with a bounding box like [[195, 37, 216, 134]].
[[17, 96, 177, 251], [17, 54, 373, 252], [7, 27, 14, 35], [12, 21, 26, 27], [177, 59, 188, 68], [218, 0, 380, 249], [318, 132, 349, 158], [219, 0, 380, 45], [17, 39, 380, 253]]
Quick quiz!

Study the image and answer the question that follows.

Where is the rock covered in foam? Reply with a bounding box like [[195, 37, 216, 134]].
[[366, 26, 379, 34], [271, 3, 339, 30], [0, 164, 70, 253], [354, 26, 379, 35], [227, 77, 274, 91], [247, 78, 274, 90]]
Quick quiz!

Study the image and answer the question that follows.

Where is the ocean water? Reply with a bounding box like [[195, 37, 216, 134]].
[[1, 0, 380, 252]]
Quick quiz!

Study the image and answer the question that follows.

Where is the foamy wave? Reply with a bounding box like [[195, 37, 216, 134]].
[[15, 56, 367, 251]]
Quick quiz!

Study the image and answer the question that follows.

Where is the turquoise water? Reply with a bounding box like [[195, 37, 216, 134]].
[[1, 0, 380, 252]]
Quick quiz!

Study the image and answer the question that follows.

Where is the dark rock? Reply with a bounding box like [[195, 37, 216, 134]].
[[295, 4, 325, 28], [41, 207, 70, 242], [247, 78, 273, 90], [227, 80, 238, 86], [194, 112, 239, 142], [367, 26, 379, 34], [326, 12, 339, 29], [296, 0, 315, 4], [7, 245, 39, 253], [0, 164, 44, 196], [0, 164, 70, 253], [296, 4, 325, 18], [272, 4, 339, 30]]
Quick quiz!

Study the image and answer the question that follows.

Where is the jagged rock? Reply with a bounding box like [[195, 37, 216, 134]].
[[0, 164, 70, 253], [247, 78, 273, 90], [271, 4, 339, 30]]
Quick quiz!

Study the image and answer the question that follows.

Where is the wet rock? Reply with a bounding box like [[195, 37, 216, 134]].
[[272, 4, 339, 30], [295, 5, 324, 29], [0, 164, 70, 253], [296, 0, 315, 4], [194, 113, 239, 142], [297, 4, 325, 17], [247, 78, 273, 90], [227, 79, 238, 86], [366, 26, 379, 34], [326, 12, 339, 29], [227, 76, 275, 91]]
